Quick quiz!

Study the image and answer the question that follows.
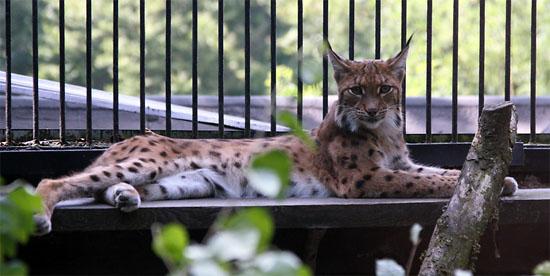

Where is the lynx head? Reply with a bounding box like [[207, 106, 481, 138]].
[[327, 38, 411, 132]]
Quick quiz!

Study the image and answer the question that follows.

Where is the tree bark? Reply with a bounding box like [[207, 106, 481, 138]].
[[419, 102, 518, 276]]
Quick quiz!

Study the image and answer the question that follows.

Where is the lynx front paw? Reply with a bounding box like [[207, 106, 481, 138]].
[[501, 177, 518, 196], [112, 185, 141, 213], [33, 214, 52, 236]]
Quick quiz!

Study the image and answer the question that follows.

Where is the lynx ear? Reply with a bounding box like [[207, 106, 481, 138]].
[[386, 35, 413, 82], [326, 41, 352, 81]]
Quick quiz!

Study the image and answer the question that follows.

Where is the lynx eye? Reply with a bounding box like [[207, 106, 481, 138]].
[[379, 85, 392, 94], [348, 87, 363, 96]]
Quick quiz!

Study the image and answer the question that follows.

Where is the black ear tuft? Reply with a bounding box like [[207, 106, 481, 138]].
[[405, 33, 414, 48], [386, 34, 413, 82], [323, 39, 333, 52], [326, 42, 352, 81]]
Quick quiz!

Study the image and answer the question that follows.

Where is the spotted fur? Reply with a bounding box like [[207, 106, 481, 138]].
[[33, 40, 517, 235]]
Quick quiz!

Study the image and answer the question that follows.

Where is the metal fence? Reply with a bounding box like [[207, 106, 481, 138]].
[[1, 0, 543, 145]]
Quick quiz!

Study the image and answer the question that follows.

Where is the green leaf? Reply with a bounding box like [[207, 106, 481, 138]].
[[188, 260, 229, 276], [296, 265, 313, 276], [252, 251, 311, 276], [0, 260, 28, 276], [8, 184, 43, 215], [409, 223, 423, 244], [0, 183, 43, 258], [0, 200, 19, 242], [152, 223, 189, 267], [534, 261, 550, 276], [5, 185, 43, 243], [247, 169, 282, 199], [277, 111, 317, 152], [184, 244, 214, 262], [247, 150, 292, 199], [208, 228, 260, 261], [0, 232, 18, 258], [375, 259, 405, 276], [220, 208, 274, 253]]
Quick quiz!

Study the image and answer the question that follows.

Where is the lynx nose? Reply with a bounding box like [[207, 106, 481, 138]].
[[366, 109, 377, 117]]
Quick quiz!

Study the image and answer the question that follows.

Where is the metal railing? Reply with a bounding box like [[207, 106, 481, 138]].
[[1, 0, 543, 145]]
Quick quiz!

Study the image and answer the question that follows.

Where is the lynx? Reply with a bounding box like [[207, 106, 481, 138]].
[[33, 40, 517, 235]]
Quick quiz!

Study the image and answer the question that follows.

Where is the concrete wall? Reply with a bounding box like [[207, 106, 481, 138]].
[[148, 95, 550, 134], [1, 94, 549, 134]]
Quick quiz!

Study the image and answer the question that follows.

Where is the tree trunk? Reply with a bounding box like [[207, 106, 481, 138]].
[[419, 102, 518, 276]]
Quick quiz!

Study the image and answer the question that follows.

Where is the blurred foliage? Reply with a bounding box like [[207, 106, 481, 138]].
[[0, 0, 548, 98], [534, 261, 550, 276], [152, 208, 310, 276], [278, 111, 316, 151], [152, 113, 311, 275], [375, 259, 405, 276], [247, 150, 292, 199], [247, 111, 313, 198], [152, 223, 189, 271], [375, 223, 429, 276], [0, 180, 43, 276]]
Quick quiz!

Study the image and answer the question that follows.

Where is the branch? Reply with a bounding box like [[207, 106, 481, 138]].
[[419, 102, 518, 276]]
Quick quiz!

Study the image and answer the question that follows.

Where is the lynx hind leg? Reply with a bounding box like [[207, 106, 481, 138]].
[[98, 183, 141, 212], [137, 168, 234, 201], [33, 160, 162, 235], [412, 163, 518, 196], [33, 177, 94, 235], [408, 164, 461, 177]]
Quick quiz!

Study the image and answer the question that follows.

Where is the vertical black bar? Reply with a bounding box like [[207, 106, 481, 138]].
[[4, 0, 11, 144], [165, 0, 171, 137], [297, 0, 303, 122], [59, 0, 66, 144], [426, 0, 432, 143], [33, 0, 39, 143], [451, 0, 459, 143], [401, 0, 407, 136], [139, 0, 145, 134], [270, 0, 276, 135], [504, 0, 511, 101], [192, 0, 198, 138], [322, 0, 328, 118], [113, 0, 119, 142], [86, 0, 92, 144], [478, 0, 485, 118], [218, 0, 224, 138], [375, 0, 381, 59], [244, 0, 250, 137], [349, 0, 354, 60], [530, 0, 537, 143]]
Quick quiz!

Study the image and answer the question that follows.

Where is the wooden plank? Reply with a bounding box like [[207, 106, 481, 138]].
[[50, 188, 550, 232]]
